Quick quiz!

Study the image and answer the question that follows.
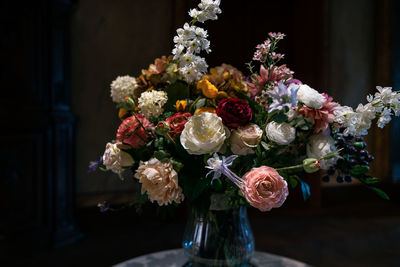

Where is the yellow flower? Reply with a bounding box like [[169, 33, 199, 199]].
[[176, 100, 187, 112], [197, 79, 218, 99], [118, 108, 129, 120], [194, 107, 216, 114]]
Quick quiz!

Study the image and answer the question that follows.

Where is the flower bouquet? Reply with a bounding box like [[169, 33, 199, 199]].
[[90, 0, 399, 265]]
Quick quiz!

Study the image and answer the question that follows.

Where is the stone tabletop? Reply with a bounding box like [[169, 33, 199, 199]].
[[113, 249, 311, 267]]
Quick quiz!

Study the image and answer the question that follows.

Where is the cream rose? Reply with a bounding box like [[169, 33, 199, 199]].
[[297, 84, 325, 109], [307, 133, 337, 170], [134, 158, 184, 206], [102, 142, 134, 174], [265, 121, 296, 145], [180, 112, 229, 155], [230, 124, 262, 155]]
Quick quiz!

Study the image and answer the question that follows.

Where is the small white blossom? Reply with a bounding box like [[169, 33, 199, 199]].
[[189, 0, 222, 23], [138, 90, 168, 118], [377, 107, 392, 128], [110, 75, 137, 103]]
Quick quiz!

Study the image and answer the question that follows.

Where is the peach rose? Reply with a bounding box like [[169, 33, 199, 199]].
[[134, 158, 184, 206], [241, 166, 288, 212]]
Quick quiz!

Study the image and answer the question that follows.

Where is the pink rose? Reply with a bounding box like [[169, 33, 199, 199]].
[[116, 114, 154, 148], [241, 166, 288, 212]]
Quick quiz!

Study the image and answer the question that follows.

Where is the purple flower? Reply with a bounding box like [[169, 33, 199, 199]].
[[97, 201, 110, 213], [267, 81, 299, 112], [88, 156, 102, 174]]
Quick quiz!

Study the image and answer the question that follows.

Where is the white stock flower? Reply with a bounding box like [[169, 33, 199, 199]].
[[377, 107, 392, 128], [180, 112, 228, 155], [297, 84, 325, 109], [334, 104, 376, 136], [134, 158, 184, 206], [110, 75, 138, 103], [307, 133, 337, 170], [189, 0, 222, 23], [102, 142, 134, 174], [138, 90, 168, 118], [265, 121, 296, 145], [230, 124, 263, 155]]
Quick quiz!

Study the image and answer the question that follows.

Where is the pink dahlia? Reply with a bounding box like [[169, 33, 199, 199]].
[[116, 114, 154, 148], [298, 93, 339, 133]]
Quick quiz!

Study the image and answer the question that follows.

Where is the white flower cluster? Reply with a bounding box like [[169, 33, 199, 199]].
[[334, 86, 400, 136], [189, 0, 222, 23], [172, 0, 221, 83], [110, 75, 138, 103], [172, 23, 210, 83], [138, 90, 168, 118], [307, 133, 337, 170], [367, 86, 400, 127]]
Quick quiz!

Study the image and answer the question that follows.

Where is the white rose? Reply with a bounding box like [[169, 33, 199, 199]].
[[297, 84, 325, 109], [102, 142, 134, 174], [307, 133, 337, 170], [180, 112, 228, 155], [265, 121, 296, 145], [230, 124, 263, 155]]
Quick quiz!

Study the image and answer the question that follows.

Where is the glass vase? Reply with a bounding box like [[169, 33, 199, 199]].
[[182, 200, 255, 267]]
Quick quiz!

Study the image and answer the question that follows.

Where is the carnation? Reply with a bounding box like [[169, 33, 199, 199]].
[[180, 112, 228, 155], [138, 90, 168, 118], [307, 133, 337, 170], [297, 84, 325, 109], [265, 121, 296, 145], [134, 158, 184, 206], [230, 124, 263, 155], [116, 114, 154, 148], [102, 142, 134, 174], [110, 75, 138, 103], [166, 112, 192, 137]]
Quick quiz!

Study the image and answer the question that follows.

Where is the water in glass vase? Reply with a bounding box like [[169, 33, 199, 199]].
[[182, 197, 255, 267]]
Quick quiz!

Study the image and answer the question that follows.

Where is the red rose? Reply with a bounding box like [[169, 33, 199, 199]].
[[216, 98, 252, 128], [116, 114, 154, 148], [166, 112, 192, 137]]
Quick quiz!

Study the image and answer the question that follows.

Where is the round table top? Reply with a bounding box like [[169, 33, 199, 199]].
[[113, 249, 311, 267]]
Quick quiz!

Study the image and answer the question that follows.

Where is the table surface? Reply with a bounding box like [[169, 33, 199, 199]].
[[113, 249, 311, 267]]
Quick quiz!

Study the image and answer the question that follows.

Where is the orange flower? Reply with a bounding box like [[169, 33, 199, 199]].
[[194, 107, 216, 114], [176, 100, 187, 112], [118, 108, 129, 120], [197, 79, 218, 98]]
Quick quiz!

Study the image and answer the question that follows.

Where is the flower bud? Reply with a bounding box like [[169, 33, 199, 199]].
[[176, 100, 188, 112], [155, 121, 170, 135], [303, 158, 321, 173]]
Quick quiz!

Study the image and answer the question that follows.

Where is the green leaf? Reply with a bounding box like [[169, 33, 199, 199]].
[[270, 111, 288, 123], [368, 186, 390, 200], [153, 150, 170, 161], [172, 160, 184, 172], [351, 165, 370, 176], [360, 177, 380, 184], [288, 176, 298, 188]]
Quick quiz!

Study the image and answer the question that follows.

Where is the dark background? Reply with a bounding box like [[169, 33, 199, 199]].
[[1, 0, 399, 266]]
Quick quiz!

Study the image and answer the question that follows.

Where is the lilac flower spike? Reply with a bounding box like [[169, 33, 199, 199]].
[[206, 153, 243, 187]]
